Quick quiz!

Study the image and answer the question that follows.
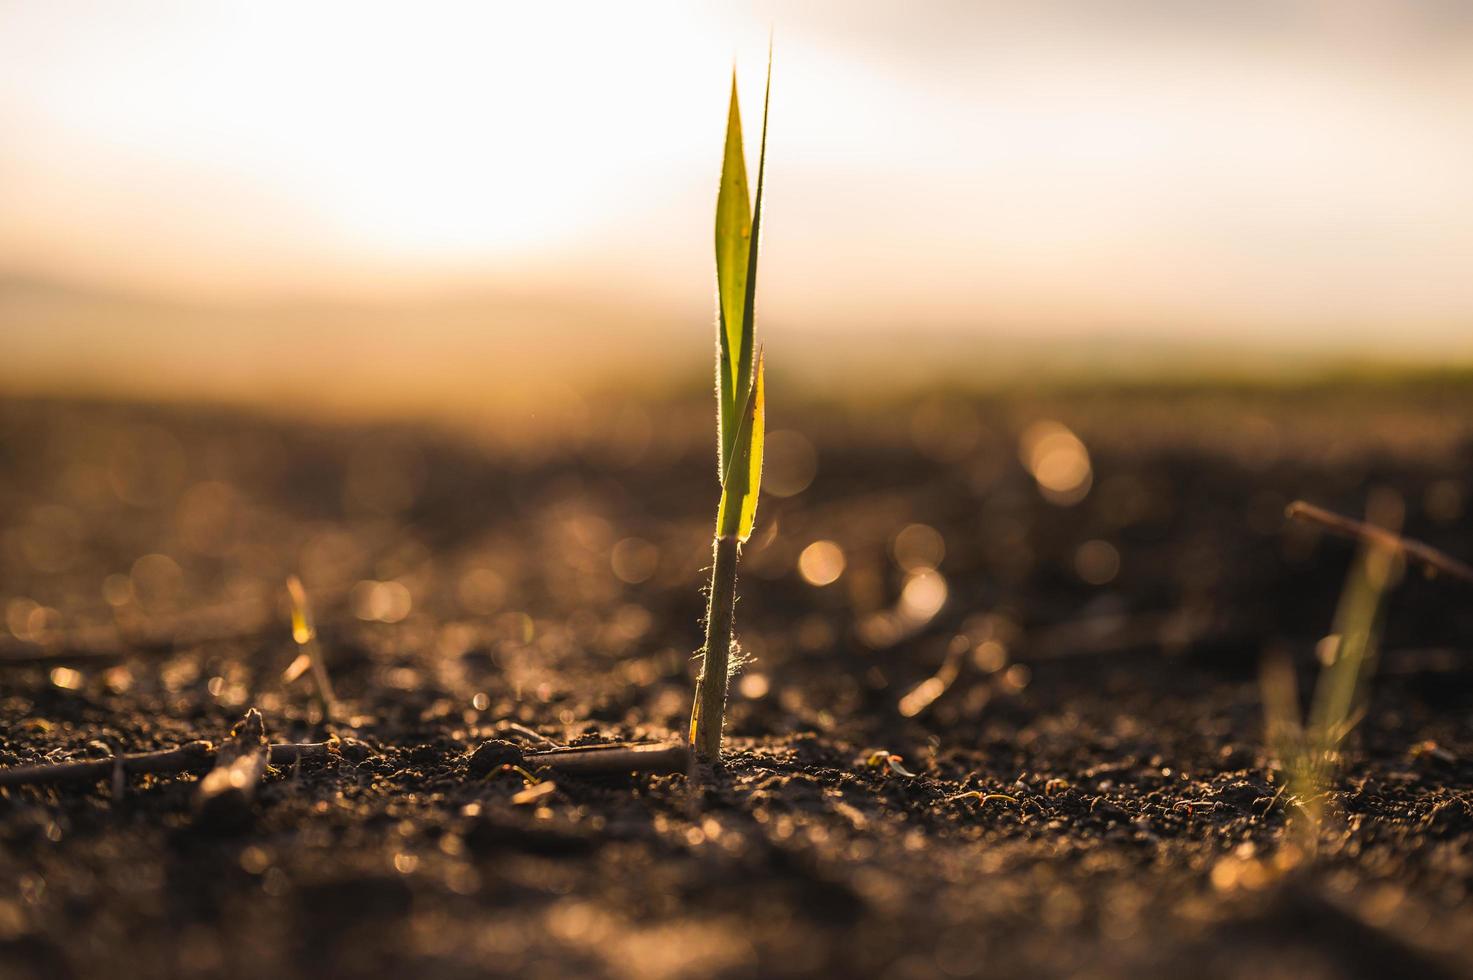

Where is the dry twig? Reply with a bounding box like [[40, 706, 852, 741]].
[[1287, 500, 1473, 587], [0, 734, 339, 790], [194, 708, 272, 825], [525, 742, 691, 778]]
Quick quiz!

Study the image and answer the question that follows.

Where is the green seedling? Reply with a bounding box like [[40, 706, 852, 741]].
[[688, 58, 772, 761], [1264, 495, 1405, 854], [285, 575, 337, 722], [949, 791, 1020, 807], [862, 750, 917, 778]]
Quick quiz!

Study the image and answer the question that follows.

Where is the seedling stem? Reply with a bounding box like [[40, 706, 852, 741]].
[[686, 54, 771, 762], [691, 535, 740, 759]]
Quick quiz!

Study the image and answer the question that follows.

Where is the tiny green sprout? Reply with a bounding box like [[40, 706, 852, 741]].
[[1265, 494, 1406, 854], [285, 575, 337, 721], [948, 791, 1020, 807], [497, 762, 548, 786], [862, 750, 916, 778], [688, 55, 772, 762]]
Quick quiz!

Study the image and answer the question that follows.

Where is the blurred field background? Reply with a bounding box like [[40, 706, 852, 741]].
[[4, 0, 1473, 418], [9, 7, 1473, 978]]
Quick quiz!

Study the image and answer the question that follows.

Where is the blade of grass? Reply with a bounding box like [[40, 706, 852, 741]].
[[714, 71, 751, 476], [1268, 492, 1405, 856], [1307, 531, 1401, 753], [286, 575, 337, 722], [716, 349, 765, 541], [735, 50, 770, 426]]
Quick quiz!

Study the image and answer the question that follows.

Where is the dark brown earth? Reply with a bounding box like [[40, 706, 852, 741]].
[[2, 382, 1473, 980]]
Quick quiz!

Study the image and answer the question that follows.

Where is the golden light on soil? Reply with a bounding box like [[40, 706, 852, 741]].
[[130, 552, 184, 613], [858, 566, 952, 648], [102, 573, 133, 607], [763, 431, 819, 498], [892, 523, 946, 572], [6, 598, 52, 641], [1075, 539, 1121, 585], [351, 579, 412, 623], [798, 541, 846, 587], [1000, 663, 1031, 693], [1019, 420, 1093, 506], [738, 673, 770, 699], [610, 537, 660, 584], [456, 568, 506, 615], [898, 677, 948, 718], [899, 569, 948, 622], [1424, 480, 1465, 524], [972, 639, 1008, 673]]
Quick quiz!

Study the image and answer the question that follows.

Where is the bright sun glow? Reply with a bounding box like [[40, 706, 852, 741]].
[[2, 5, 746, 267], [3, 1, 1473, 350]]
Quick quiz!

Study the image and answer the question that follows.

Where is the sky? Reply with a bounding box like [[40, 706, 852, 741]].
[[3, 1, 1473, 405]]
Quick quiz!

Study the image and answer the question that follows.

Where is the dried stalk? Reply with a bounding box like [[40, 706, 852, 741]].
[[0, 736, 338, 789], [527, 742, 691, 778], [194, 708, 271, 824], [1287, 500, 1473, 587]]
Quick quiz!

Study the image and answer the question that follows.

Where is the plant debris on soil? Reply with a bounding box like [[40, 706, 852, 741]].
[[2, 384, 1473, 979]]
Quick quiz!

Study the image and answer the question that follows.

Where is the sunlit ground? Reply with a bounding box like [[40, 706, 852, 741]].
[[4, 379, 1473, 977], [5, 3, 1473, 978]]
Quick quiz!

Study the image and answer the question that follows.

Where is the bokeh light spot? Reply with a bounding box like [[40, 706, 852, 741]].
[[738, 673, 770, 699], [352, 580, 412, 623], [798, 541, 846, 586], [899, 569, 948, 622], [1019, 420, 1092, 505], [1074, 539, 1121, 585], [892, 523, 946, 572], [763, 430, 818, 498], [610, 537, 660, 584]]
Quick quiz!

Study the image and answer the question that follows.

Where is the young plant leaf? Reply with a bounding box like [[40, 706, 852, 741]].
[[716, 350, 765, 541], [714, 72, 751, 476], [692, 51, 773, 761], [736, 54, 770, 418]]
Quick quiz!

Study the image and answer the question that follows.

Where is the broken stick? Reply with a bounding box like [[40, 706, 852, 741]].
[[0, 735, 340, 790], [525, 742, 691, 778], [1287, 500, 1473, 587], [194, 708, 271, 825]]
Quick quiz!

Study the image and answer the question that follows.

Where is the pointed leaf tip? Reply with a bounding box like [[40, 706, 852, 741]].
[[714, 70, 753, 476]]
